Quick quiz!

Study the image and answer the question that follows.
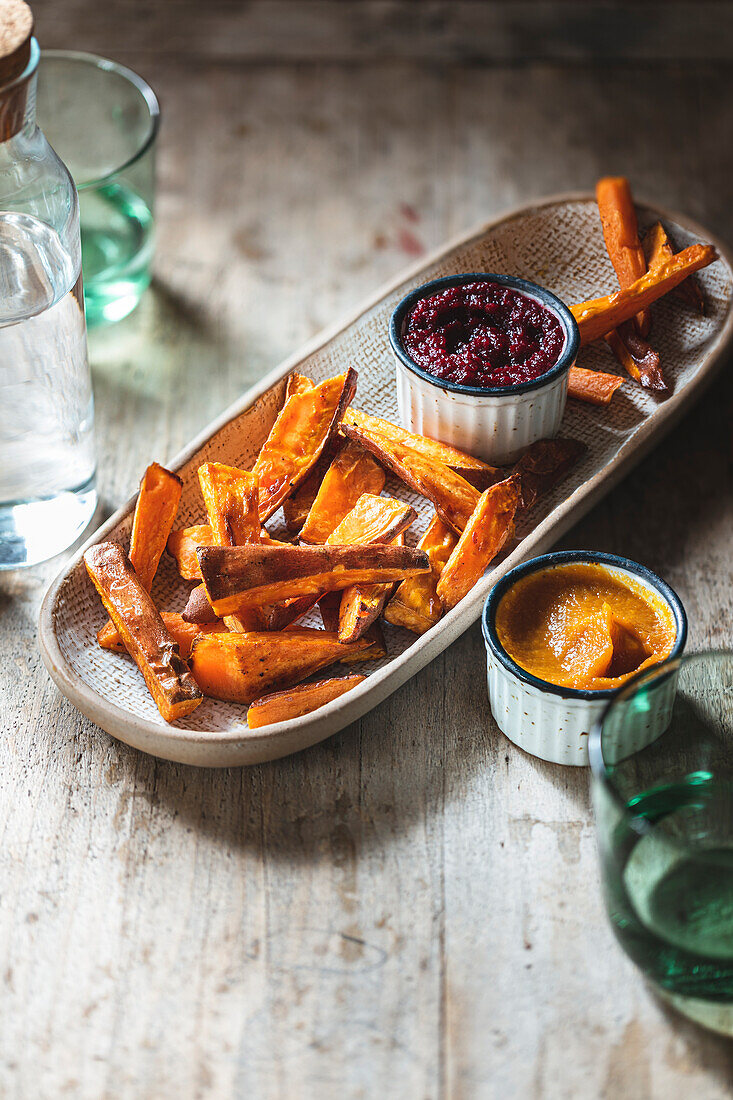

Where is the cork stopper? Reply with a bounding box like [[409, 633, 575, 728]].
[[0, 0, 33, 86]]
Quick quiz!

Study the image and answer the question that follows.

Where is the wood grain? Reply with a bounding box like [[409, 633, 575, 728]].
[[29, 1, 733, 63], [2, 19, 733, 1100]]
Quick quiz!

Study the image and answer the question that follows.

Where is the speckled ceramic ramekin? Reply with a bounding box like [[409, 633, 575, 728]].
[[481, 551, 688, 766], [389, 273, 580, 466]]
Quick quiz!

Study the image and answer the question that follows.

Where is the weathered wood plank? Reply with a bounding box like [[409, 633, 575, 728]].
[[31, 1, 733, 64], [1, 53, 732, 1100]]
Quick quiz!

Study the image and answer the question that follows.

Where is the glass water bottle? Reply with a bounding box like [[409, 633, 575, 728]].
[[0, 0, 96, 569]]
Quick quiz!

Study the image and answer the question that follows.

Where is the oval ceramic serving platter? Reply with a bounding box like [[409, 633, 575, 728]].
[[39, 194, 733, 766]]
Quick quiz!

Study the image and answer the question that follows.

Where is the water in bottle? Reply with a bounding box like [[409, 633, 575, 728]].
[[0, 212, 95, 567]]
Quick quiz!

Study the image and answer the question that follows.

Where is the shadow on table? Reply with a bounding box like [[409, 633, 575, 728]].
[[87, 274, 229, 399], [89, 617, 595, 874], [652, 987, 733, 1076], [111, 622, 501, 864]]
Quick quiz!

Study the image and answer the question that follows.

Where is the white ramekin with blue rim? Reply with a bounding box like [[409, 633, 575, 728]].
[[481, 551, 688, 766], [388, 273, 581, 466]]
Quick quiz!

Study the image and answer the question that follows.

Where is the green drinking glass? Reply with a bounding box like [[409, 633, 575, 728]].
[[590, 651, 733, 1035], [36, 50, 159, 326]]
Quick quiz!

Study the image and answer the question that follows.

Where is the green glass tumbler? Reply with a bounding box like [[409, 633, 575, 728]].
[[36, 51, 159, 326], [590, 651, 733, 1034]]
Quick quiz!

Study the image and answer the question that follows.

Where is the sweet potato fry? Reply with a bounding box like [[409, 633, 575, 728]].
[[384, 514, 458, 635], [299, 440, 386, 544], [338, 581, 390, 644], [286, 372, 314, 398], [253, 368, 358, 520], [596, 185, 670, 388], [511, 437, 586, 514], [605, 322, 667, 392], [97, 463, 182, 649], [100, 611, 225, 658], [339, 620, 388, 662], [571, 243, 717, 345], [341, 421, 479, 533], [126, 464, 182, 586], [643, 221, 705, 314], [198, 462, 259, 546], [264, 594, 323, 632], [266, 496, 416, 632], [85, 543, 202, 722], [596, 176, 650, 335], [337, 531, 406, 644], [198, 461, 264, 631], [567, 365, 624, 406], [182, 584, 222, 625], [166, 524, 215, 581], [328, 493, 415, 547], [436, 476, 521, 611], [643, 221, 672, 269], [318, 591, 342, 632], [247, 675, 366, 729], [144, 612, 221, 660], [328, 502, 414, 641], [189, 628, 373, 704], [282, 460, 328, 534], [272, 496, 416, 630], [198, 543, 429, 615], [342, 408, 503, 490]]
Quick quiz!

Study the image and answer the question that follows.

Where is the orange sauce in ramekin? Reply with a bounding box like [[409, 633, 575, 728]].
[[495, 562, 677, 692]]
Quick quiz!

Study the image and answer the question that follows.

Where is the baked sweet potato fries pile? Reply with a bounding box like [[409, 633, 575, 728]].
[[85, 369, 584, 728], [566, 176, 717, 405], [84, 176, 716, 729]]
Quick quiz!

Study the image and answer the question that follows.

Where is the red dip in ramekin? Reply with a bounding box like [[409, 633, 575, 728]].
[[402, 280, 565, 389]]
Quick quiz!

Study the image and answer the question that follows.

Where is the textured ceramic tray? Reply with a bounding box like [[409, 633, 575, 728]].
[[39, 194, 733, 766]]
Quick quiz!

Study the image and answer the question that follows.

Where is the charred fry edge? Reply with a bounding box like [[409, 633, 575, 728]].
[[282, 458, 330, 534], [511, 437, 587, 513], [182, 583, 223, 625], [197, 543, 430, 615], [98, 463, 182, 649], [605, 323, 667, 393], [86, 543, 202, 722]]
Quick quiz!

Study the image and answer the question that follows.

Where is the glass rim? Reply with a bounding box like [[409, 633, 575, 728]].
[[589, 648, 733, 832], [39, 49, 160, 190]]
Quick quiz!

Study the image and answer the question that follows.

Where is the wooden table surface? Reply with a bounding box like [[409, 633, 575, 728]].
[[2, 4, 733, 1097]]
